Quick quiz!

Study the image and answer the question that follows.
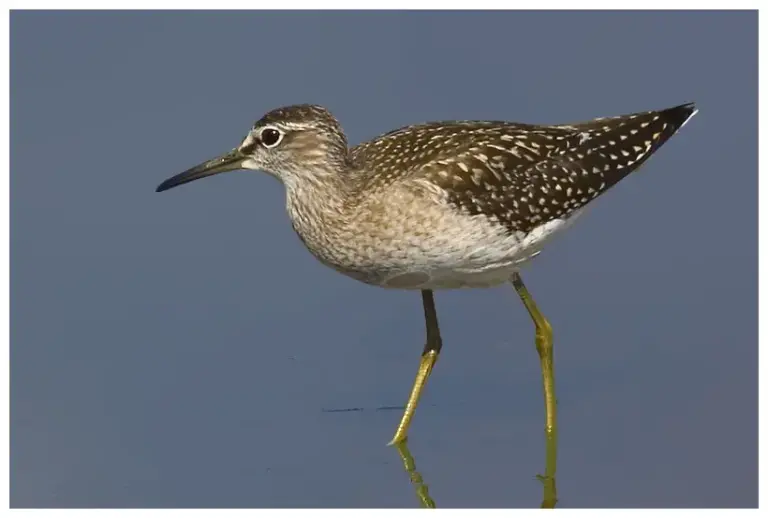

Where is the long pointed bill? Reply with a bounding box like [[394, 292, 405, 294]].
[[156, 148, 245, 193]]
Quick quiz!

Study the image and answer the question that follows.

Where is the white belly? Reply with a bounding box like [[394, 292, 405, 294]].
[[378, 210, 586, 290]]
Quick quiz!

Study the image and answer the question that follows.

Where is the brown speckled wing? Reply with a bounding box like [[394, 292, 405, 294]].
[[414, 103, 696, 234]]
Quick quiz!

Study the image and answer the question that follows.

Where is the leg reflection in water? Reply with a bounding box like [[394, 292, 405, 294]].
[[393, 440, 436, 508], [392, 432, 559, 507]]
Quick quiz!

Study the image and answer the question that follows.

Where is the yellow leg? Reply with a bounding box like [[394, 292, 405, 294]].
[[388, 290, 442, 445], [511, 272, 558, 505]]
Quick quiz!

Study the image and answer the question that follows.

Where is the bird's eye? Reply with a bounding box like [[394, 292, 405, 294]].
[[260, 127, 283, 148]]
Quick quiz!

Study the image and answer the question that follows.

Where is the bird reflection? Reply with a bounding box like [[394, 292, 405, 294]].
[[392, 432, 558, 508], [392, 440, 436, 508]]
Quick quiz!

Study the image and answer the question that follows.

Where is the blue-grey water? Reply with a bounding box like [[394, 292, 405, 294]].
[[10, 11, 757, 508]]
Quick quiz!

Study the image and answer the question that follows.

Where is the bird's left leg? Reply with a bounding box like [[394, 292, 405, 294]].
[[388, 289, 442, 445]]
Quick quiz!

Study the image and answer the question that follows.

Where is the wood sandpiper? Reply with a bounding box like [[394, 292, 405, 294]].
[[156, 102, 697, 451]]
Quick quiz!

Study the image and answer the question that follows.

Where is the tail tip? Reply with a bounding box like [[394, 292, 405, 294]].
[[666, 102, 698, 130]]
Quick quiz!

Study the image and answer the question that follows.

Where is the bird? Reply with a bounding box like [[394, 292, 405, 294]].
[[156, 101, 697, 448]]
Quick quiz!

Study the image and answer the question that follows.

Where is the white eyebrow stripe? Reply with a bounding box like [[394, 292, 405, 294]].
[[279, 121, 315, 131]]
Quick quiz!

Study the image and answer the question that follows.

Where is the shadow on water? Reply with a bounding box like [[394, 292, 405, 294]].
[[392, 434, 558, 508]]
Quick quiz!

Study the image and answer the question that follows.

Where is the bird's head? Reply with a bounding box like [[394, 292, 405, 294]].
[[156, 104, 349, 193]]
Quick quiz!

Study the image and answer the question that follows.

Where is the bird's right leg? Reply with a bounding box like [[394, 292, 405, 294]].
[[510, 272, 557, 503]]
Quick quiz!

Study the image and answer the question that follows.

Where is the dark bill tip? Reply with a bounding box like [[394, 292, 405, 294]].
[[156, 178, 180, 193]]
